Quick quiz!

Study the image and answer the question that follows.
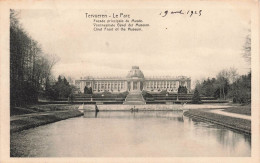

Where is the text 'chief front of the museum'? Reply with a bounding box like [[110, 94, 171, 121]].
[[75, 66, 191, 94]]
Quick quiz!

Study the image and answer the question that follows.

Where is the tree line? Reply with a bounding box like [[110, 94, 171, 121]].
[[195, 68, 251, 104], [44, 76, 76, 101], [10, 10, 75, 106]]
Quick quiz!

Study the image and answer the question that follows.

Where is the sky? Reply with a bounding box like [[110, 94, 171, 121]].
[[18, 6, 251, 88]]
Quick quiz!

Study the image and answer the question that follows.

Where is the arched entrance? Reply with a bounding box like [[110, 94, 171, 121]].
[[133, 81, 138, 90], [127, 80, 143, 92]]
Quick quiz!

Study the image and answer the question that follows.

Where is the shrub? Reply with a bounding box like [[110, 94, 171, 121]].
[[192, 88, 202, 104]]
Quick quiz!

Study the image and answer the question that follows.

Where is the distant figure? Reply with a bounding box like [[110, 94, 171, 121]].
[[130, 106, 138, 112], [95, 104, 99, 112], [134, 106, 138, 112]]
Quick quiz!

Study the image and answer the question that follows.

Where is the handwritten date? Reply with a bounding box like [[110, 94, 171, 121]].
[[160, 10, 202, 17]]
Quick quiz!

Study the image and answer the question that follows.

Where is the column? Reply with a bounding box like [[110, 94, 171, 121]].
[[188, 80, 191, 92], [125, 81, 127, 91], [80, 81, 83, 93]]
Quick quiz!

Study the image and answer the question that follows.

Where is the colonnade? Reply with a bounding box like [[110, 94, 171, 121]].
[[145, 80, 185, 89], [77, 79, 191, 93], [93, 80, 127, 92]]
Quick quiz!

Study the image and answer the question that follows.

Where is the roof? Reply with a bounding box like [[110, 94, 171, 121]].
[[126, 66, 144, 78]]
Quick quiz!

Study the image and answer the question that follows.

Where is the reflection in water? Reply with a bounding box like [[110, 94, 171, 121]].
[[191, 117, 251, 150], [88, 111, 183, 122], [11, 111, 251, 157], [95, 111, 98, 118]]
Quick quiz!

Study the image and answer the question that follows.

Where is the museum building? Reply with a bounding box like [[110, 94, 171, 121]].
[[75, 66, 191, 93]]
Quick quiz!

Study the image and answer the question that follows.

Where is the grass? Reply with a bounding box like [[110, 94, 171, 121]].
[[10, 107, 40, 116], [10, 104, 80, 116], [184, 109, 251, 134], [223, 105, 251, 116], [10, 110, 83, 133]]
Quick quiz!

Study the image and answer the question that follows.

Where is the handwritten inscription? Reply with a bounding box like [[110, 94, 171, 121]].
[[160, 10, 202, 17]]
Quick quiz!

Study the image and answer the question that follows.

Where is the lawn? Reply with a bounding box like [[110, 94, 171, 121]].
[[184, 109, 251, 134], [223, 105, 251, 116]]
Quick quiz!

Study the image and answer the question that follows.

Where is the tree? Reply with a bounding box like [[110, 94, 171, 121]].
[[88, 87, 93, 94], [195, 68, 238, 99], [10, 10, 58, 106], [84, 86, 93, 94], [199, 78, 217, 97], [194, 67, 250, 103], [160, 90, 168, 95], [228, 72, 251, 104], [84, 86, 88, 94], [216, 70, 230, 100], [228, 67, 239, 84], [45, 76, 74, 100], [242, 28, 251, 67], [178, 86, 187, 94], [192, 88, 201, 104]]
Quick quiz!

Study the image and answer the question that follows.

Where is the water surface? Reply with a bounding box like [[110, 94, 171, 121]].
[[11, 111, 251, 157]]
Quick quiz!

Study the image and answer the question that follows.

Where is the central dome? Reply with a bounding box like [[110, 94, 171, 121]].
[[126, 66, 144, 78]]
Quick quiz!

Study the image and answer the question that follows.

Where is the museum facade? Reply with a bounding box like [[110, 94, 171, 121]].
[[75, 66, 191, 93]]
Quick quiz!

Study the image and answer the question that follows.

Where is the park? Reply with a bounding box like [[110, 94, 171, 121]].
[[9, 8, 252, 157]]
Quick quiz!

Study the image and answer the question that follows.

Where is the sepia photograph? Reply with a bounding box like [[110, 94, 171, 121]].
[[0, 0, 259, 162]]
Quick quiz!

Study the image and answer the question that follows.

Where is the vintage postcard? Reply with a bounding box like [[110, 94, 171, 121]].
[[0, 0, 259, 163]]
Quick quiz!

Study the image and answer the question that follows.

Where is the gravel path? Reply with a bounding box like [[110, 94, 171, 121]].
[[209, 109, 251, 120]]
